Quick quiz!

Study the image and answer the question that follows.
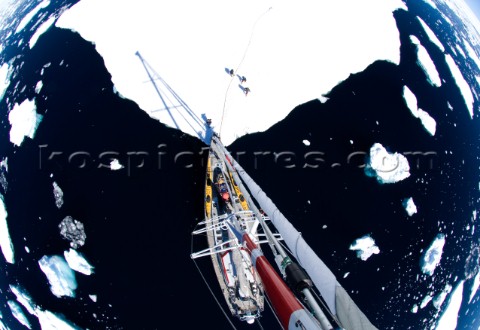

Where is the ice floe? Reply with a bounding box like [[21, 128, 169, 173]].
[[7, 300, 31, 329], [410, 35, 442, 87], [0, 63, 10, 102], [420, 233, 445, 276], [470, 271, 480, 303], [64, 248, 94, 275], [349, 235, 380, 261], [445, 54, 474, 118], [29, 16, 55, 49], [10, 284, 79, 329], [8, 99, 43, 146], [0, 194, 14, 263], [38, 255, 77, 298], [110, 159, 124, 170], [52, 181, 64, 208], [15, 0, 50, 34], [403, 197, 418, 216], [59, 216, 86, 248], [464, 39, 480, 70], [402, 86, 437, 136], [364, 143, 410, 184], [417, 16, 445, 52], [436, 281, 464, 330]]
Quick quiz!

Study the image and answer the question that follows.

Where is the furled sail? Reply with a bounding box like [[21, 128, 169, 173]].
[[217, 140, 378, 330]]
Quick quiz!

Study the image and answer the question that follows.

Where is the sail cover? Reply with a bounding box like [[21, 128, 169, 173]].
[[218, 142, 378, 330]]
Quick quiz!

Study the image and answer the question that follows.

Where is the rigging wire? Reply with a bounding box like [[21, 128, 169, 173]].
[[219, 6, 273, 137], [190, 231, 238, 330]]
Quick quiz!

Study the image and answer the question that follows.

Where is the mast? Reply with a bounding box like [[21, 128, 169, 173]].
[[217, 139, 378, 330], [221, 140, 335, 329], [227, 221, 322, 330]]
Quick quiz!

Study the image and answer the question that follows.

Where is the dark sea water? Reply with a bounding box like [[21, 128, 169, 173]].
[[0, 0, 480, 329]]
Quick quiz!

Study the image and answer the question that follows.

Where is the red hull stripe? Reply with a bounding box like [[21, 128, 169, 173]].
[[243, 234, 303, 329]]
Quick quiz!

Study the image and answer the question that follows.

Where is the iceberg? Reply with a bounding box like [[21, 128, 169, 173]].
[[420, 233, 445, 276], [59, 216, 86, 248], [364, 143, 410, 184], [349, 235, 380, 261], [56, 0, 405, 145], [38, 255, 77, 298], [402, 197, 417, 216], [64, 248, 94, 275]]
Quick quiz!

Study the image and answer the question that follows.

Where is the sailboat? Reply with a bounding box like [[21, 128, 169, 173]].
[[192, 134, 379, 330], [136, 52, 378, 330]]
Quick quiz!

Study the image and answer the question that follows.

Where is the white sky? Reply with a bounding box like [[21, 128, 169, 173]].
[[56, 0, 406, 145]]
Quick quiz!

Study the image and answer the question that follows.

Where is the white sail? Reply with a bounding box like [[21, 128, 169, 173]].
[[217, 140, 378, 330]]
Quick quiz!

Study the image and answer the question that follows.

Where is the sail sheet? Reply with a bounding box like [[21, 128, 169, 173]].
[[218, 141, 378, 330]]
